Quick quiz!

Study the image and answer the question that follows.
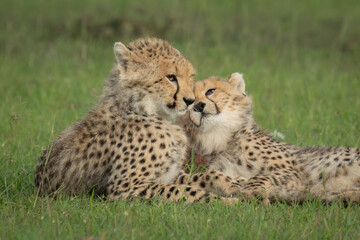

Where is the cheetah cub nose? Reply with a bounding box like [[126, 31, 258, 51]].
[[183, 98, 195, 106], [194, 102, 206, 112]]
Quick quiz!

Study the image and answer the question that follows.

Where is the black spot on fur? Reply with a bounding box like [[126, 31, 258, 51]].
[[179, 175, 185, 184], [271, 177, 279, 186], [190, 191, 197, 196], [99, 139, 106, 146], [139, 189, 147, 197]]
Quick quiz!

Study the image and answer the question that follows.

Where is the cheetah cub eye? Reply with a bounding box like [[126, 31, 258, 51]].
[[166, 75, 178, 85], [205, 89, 216, 96]]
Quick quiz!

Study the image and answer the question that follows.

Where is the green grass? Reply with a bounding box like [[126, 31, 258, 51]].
[[1, 0, 360, 239]]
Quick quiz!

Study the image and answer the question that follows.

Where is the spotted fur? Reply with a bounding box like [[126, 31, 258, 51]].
[[179, 73, 360, 203], [34, 38, 240, 204]]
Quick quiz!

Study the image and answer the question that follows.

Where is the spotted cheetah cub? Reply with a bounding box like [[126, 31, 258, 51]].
[[179, 73, 360, 203], [35, 38, 241, 204]]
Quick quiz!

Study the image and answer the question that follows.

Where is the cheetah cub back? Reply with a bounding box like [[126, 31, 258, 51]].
[[34, 38, 241, 204], [179, 73, 360, 203]]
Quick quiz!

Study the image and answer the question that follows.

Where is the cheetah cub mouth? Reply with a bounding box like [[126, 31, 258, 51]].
[[189, 101, 218, 128]]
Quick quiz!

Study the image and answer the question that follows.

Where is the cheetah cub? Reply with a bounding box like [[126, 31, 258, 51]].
[[179, 73, 360, 203], [35, 38, 241, 204]]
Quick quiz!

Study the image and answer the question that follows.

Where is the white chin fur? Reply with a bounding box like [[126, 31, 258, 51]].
[[160, 102, 188, 118], [198, 114, 221, 132], [193, 109, 245, 154], [193, 114, 230, 154], [189, 110, 222, 131], [177, 108, 187, 116]]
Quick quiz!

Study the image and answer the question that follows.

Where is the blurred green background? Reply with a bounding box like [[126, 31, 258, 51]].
[[1, 0, 359, 239]]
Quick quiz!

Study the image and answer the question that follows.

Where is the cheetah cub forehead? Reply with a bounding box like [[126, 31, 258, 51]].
[[180, 73, 252, 132], [110, 38, 196, 116]]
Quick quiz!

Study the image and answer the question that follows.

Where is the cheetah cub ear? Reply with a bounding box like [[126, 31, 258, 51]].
[[228, 72, 246, 95], [114, 42, 135, 64]]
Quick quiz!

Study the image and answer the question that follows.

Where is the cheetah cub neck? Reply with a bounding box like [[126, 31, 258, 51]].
[[100, 38, 196, 117], [178, 73, 253, 154]]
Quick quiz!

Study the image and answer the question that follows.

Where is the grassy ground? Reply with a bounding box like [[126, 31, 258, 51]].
[[1, 0, 360, 239]]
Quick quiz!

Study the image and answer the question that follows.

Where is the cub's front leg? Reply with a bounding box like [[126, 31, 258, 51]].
[[241, 168, 306, 203], [320, 188, 360, 203], [174, 170, 243, 197], [108, 182, 239, 205]]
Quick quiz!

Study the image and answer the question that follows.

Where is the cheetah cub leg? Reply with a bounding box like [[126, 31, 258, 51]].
[[241, 168, 306, 203], [174, 170, 243, 197], [109, 183, 238, 205], [320, 187, 360, 203]]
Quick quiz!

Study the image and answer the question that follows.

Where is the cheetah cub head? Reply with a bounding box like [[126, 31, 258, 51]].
[[108, 38, 195, 116], [179, 73, 253, 137]]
